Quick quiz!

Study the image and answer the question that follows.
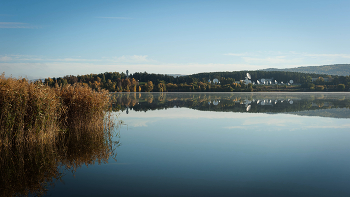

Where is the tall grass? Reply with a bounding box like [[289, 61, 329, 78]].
[[0, 73, 119, 196], [0, 73, 112, 147], [57, 84, 111, 138]]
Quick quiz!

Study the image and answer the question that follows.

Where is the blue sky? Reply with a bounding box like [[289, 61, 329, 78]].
[[1, 0, 350, 79]]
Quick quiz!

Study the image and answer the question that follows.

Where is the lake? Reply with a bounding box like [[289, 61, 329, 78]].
[[3, 93, 350, 197]]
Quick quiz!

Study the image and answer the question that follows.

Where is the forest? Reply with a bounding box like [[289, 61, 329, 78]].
[[44, 70, 350, 92]]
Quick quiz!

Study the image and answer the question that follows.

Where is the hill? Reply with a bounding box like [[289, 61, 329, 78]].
[[261, 64, 350, 76]]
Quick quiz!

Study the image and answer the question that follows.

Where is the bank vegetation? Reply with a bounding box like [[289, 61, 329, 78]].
[[0, 73, 112, 147]]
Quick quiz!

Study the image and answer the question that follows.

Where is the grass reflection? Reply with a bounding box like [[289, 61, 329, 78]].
[[0, 122, 120, 197]]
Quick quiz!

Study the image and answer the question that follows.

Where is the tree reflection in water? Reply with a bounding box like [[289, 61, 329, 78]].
[[112, 92, 350, 118], [0, 118, 121, 197]]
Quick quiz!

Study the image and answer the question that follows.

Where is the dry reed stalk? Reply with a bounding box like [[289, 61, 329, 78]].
[[1, 73, 113, 146], [57, 84, 111, 137], [0, 74, 61, 146]]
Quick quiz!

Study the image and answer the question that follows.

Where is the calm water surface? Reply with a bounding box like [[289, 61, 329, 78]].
[[8, 93, 350, 196]]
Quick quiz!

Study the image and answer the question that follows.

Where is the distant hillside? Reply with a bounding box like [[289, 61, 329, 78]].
[[166, 74, 188, 77], [261, 64, 350, 76]]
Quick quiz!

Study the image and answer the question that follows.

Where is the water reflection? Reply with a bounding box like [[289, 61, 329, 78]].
[[111, 93, 350, 197], [0, 123, 120, 197], [7, 93, 348, 196], [112, 93, 350, 118]]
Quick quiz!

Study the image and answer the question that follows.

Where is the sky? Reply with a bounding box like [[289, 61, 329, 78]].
[[1, 0, 350, 79]]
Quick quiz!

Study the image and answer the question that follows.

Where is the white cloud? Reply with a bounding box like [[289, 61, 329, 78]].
[[223, 53, 248, 56], [112, 55, 151, 63], [4, 50, 350, 79], [0, 56, 12, 61], [242, 56, 303, 64], [0, 60, 269, 79], [50, 58, 102, 62], [0, 22, 39, 29], [0, 55, 153, 64], [223, 126, 248, 129], [0, 22, 25, 25], [302, 53, 350, 59], [224, 51, 350, 67], [96, 17, 132, 19], [0, 62, 50, 79]]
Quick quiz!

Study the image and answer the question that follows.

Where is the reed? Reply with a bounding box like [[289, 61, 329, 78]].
[[0, 73, 112, 147], [57, 84, 111, 135], [0, 74, 118, 196], [0, 74, 61, 146]]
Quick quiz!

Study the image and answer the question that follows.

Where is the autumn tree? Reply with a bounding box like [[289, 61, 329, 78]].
[[145, 81, 154, 92], [157, 81, 166, 92], [105, 79, 116, 92]]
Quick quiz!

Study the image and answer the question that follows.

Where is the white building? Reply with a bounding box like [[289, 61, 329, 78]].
[[243, 79, 252, 84], [260, 78, 273, 84]]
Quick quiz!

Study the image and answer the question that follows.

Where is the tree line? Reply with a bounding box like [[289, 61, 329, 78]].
[[44, 71, 350, 92]]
